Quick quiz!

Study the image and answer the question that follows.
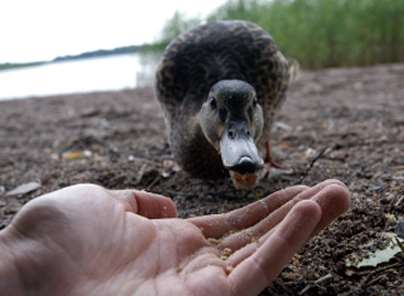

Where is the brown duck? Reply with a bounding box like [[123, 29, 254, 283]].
[[155, 20, 290, 189]]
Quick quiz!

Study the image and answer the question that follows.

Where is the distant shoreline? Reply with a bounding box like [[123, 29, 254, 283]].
[[0, 61, 46, 71], [0, 42, 166, 72]]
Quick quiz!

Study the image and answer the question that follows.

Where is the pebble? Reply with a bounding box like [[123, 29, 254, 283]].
[[305, 147, 317, 159], [6, 182, 41, 197]]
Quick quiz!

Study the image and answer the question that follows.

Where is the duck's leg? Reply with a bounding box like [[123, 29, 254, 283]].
[[264, 140, 284, 169]]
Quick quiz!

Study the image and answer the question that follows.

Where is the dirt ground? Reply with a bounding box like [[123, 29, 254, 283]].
[[0, 63, 403, 295]]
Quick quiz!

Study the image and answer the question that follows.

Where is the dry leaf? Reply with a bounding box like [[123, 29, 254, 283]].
[[62, 150, 92, 160], [345, 232, 403, 269]]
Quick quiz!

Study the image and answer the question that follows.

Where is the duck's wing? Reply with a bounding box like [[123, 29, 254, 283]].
[[155, 20, 290, 125]]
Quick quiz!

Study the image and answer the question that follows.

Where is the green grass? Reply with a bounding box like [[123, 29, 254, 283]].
[[160, 0, 404, 69]]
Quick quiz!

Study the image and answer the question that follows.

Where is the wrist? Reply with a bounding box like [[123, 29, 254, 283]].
[[0, 224, 76, 296], [0, 228, 26, 296]]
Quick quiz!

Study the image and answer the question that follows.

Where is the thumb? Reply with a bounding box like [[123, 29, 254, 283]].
[[110, 189, 177, 218]]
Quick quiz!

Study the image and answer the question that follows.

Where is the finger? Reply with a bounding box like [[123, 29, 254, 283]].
[[225, 181, 351, 266], [310, 182, 351, 235], [218, 179, 344, 251], [226, 242, 258, 269], [110, 189, 177, 218], [188, 185, 309, 239], [228, 200, 321, 296], [261, 181, 351, 240]]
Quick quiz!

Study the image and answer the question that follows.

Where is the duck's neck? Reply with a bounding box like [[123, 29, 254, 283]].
[[170, 116, 227, 179]]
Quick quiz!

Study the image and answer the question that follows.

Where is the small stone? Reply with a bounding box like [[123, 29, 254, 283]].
[[305, 147, 317, 159], [50, 153, 59, 160], [273, 121, 292, 132], [161, 170, 171, 178], [6, 182, 41, 197], [83, 150, 92, 157], [161, 159, 181, 177]]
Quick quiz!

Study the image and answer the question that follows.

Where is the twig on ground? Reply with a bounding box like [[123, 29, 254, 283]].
[[360, 262, 403, 289], [314, 273, 333, 284], [357, 262, 403, 276], [395, 195, 404, 208], [298, 146, 330, 184], [366, 274, 386, 286], [146, 175, 161, 191], [164, 191, 196, 198], [298, 273, 333, 295], [135, 164, 147, 184]]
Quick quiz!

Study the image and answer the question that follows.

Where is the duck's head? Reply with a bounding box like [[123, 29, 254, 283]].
[[199, 79, 265, 189]]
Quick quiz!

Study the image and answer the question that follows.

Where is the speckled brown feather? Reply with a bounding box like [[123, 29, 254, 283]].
[[155, 20, 289, 179]]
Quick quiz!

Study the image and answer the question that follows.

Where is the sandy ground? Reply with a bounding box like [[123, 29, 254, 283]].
[[0, 63, 403, 295]]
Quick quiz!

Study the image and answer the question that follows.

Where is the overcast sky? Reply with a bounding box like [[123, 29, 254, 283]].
[[0, 0, 227, 63]]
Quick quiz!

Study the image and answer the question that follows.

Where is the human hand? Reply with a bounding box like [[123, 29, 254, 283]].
[[0, 179, 350, 296]]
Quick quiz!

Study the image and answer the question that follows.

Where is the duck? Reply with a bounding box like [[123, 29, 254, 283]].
[[155, 20, 290, 189]]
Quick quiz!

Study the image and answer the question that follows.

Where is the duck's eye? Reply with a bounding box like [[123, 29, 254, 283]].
[[209, 97, 217, 110]]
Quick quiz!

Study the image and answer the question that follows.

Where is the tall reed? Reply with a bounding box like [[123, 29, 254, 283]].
[[161, 0, 404, 68]]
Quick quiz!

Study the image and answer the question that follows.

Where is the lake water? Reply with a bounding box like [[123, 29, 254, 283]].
[[0, 53, 161, 101]]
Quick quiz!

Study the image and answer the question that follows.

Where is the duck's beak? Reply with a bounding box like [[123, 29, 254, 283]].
[[220, 121, 264, 188]]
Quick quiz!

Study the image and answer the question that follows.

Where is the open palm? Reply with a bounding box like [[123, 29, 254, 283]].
[[3, 180, 350, 296]]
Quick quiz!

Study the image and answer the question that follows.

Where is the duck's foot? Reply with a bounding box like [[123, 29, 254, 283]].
[[264, 140, 286, 169], [264, 141, 293, 178]]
